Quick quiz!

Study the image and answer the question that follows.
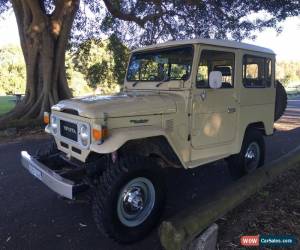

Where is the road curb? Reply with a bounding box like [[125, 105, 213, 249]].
[[184, 224, 218, 250]]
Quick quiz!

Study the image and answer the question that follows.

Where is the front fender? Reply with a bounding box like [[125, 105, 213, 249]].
[[90, 126, 167, 154]]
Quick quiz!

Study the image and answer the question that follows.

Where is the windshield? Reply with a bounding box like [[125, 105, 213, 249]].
[[127, 46, 193, 82]]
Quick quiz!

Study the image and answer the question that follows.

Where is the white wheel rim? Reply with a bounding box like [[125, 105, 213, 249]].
[[244, 142, 260, 173], [117, 177, 156, 227]]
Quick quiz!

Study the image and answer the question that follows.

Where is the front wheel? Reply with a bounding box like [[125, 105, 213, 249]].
[[92, 155, 165, 243], [227, 129, 265, 179]]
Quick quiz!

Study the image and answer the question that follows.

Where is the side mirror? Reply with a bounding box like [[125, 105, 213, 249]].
[[209, 71, 222, 89]]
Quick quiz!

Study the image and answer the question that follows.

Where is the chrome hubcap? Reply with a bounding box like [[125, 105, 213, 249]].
[[123, 186, 145, 214], [117, 177, 155, 227], [244, 142, 260, 173]]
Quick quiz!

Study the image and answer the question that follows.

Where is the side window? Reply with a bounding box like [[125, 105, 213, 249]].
[[243, 55, 272, 88], [196, 50, 235, 88], [170, 64, 191, 80]]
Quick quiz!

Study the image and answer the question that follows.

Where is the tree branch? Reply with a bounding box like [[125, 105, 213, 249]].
[[102, 0, 165, 27], [51, 0, 79, 37], [24, 0, 47, 34]]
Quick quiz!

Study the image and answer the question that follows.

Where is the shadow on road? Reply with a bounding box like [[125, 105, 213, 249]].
[[0, 97, 300, 250]]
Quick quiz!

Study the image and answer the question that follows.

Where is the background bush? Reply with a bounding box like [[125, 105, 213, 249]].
[[0, 35, 129, 97], [0, 40, 299, 97]]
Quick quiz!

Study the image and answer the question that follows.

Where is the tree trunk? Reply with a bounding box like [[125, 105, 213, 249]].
[[0, 0, 79, 122]]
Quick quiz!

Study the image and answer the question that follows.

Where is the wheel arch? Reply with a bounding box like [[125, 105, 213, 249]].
[[245, 121, 267, 135], [89, 127, 185, 169], [235, 121, 267, 154], [119, 136, 183, 169]]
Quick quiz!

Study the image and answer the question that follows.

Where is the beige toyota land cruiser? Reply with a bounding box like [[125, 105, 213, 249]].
[[21, 38, 286, 243]]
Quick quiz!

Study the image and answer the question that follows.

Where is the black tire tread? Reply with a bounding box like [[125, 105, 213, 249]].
[[92, 155, 164, 243], [227, 129, 265, 179]]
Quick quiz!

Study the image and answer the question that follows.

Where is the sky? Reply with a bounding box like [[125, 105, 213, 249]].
[[0, 12, 299, 61]]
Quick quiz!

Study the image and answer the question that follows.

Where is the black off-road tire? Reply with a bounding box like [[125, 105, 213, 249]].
[[92, 155, 165, 243], [227, 129, 265, 179], [274, 80, 287, 122]]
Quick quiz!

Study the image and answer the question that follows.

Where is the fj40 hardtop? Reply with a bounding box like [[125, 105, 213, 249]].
[[21, 38, 286, 243]]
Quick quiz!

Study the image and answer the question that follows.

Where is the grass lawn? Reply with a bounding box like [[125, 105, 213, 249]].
[[0, 96, 15, 116]]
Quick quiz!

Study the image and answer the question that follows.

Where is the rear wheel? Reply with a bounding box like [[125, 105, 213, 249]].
[[227, 129, 265, 179], [92, 155, 165, 243]]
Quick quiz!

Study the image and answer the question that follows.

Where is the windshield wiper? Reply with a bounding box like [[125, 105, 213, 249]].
[[156, 77, 170, 87], [132, 81, 140, 87]]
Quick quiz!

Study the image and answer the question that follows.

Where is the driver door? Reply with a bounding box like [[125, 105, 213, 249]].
[[191, 48, 238, 151]]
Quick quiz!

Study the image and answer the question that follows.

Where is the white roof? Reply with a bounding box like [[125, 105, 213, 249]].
[[132, 38, 275, 54]]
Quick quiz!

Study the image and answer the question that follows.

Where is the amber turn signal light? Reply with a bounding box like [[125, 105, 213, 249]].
[[93, 126, 108, 141], [44, 112, 50, 124]]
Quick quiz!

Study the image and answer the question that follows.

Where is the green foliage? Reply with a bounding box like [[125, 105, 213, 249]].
[[107, 34, 130, 85], [276, 61, 300, 86], [0, 96, 15, 115], [73, 0, 300, 46], [72, 36, 129, 94], [2, 0, 300, 47], [1, 43, 300, 99], [0, 40, 129, 98], [87, 61, 109, 89], [0, 45, 26, 95], [65, 51, 93, 96]]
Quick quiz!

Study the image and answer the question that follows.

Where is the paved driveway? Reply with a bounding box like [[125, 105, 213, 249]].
[[0, 97, 300, 250]]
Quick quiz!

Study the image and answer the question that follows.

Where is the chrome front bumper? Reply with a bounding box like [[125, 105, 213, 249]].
[[21, 151, 77, 199]]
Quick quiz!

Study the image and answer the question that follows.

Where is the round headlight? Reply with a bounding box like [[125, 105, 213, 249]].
[[79, 124, 89, 146], [51, 116, 58, 134]]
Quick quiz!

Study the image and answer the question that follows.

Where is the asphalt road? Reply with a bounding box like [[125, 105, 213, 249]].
[[1, 96, 300, 250]]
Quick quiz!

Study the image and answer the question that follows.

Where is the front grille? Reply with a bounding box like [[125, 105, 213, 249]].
[[72, 147, 81, 154], [60, 120, 78, 142], [61, 142, 69, 149]]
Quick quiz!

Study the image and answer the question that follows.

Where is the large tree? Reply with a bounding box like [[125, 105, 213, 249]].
[[0, 0, 299, 121]]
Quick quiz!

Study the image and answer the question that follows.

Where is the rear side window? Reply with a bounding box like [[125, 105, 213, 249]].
[[243, 55, 272, 88]]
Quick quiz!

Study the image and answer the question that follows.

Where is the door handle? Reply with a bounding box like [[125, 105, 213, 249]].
[[195, 90, 206, 101], [227, 107, 236, 113]]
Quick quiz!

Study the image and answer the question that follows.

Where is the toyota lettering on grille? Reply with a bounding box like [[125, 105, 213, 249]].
[[60, 120, 78, 141], [63, 126, 76, 134]]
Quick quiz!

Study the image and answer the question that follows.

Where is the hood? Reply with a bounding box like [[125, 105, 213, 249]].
[[52, 92, 177, 119]]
